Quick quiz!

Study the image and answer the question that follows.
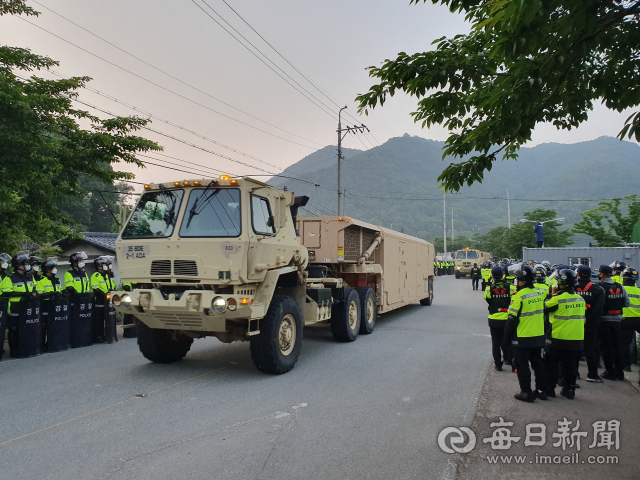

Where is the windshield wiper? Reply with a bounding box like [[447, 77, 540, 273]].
[[186, 181, 217, 228]]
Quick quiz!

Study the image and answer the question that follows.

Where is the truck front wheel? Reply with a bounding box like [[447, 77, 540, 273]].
[[356, 286, 377, 334], [331, 288, 361, 342], [137, 322, 193, 363], [250, 295, 303, 374]]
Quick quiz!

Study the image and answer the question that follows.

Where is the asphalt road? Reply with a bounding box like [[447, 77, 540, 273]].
[[0, 276, 490, 480]]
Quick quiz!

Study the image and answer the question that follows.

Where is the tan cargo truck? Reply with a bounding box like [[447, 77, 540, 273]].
[[110, 176, 435, 374], [454, 248, 491, 278]]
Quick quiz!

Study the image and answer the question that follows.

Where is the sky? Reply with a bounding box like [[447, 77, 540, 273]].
[[4, 0, 635, 191]]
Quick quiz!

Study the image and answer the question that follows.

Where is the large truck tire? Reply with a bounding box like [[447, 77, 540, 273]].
[[250, 295, 303, 374], [420, 279, 434, 306], [356, 286, 377, 335], [137, 322, 193, 363], [331, 288, 361, 342]]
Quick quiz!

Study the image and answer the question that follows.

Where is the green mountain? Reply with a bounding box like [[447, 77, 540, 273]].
[[269, 135, 640, 245]]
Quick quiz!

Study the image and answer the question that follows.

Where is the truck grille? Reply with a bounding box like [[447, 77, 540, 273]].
[[174, 260, 198, 276], [153, 312, 203, 328], [150, 260, 171, 276]]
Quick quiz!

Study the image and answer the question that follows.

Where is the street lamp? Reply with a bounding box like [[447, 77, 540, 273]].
[[520, 217, 564, 224]]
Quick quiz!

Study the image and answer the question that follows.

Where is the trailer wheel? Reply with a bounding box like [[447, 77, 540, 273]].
[[137, 322, 193, 363], [420, 278, 434, 306], [356, 286, 377, 334], [250, 295, 303, 374], [331, 288, 361, 342]]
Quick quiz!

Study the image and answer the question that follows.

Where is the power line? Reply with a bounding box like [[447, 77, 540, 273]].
[[191, 0, 336, 119], [18, 16, 322, 150], [29, 0, 324, 148]]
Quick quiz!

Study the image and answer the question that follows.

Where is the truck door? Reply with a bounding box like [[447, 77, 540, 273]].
[[247, 188, 281, 279], [303, 221, 321, 248]]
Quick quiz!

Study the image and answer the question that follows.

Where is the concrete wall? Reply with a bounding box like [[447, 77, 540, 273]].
[[522, 246, 640, 270]]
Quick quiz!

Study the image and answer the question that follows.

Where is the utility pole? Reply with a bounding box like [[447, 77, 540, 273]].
[[443, 192, 447, 258], [451, 208, 454, 240], [336, 106, 368, 215], [507, 188, 511, 229]]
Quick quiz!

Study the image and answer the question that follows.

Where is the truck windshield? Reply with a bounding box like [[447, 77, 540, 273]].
[[121, 190, 184, 239], [179, 188, 241, 237], [466, 251, 479, 259], [456, 251, 466, 259]]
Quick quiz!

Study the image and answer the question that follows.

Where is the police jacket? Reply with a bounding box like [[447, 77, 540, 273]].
[[576, 279, 604, 326], [471, 267, 482, 279], [600, 278, 629, 322], [503, 286, 546, 348], [0, 272, 36, 314], [544, 291, 586, 351], [63, 269, 90, 294], [623, 283, 640, 318], [484, 280, 512, 327]]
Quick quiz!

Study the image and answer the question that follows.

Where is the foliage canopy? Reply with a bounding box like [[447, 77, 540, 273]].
[[356, 0, 640, 191], [573, 194, 640, 246]]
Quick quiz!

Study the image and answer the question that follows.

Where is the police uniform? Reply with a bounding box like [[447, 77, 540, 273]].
[[599, 272, 629, 380], [485, 278, 513, 369], [504, 286, 547, 397], [91, 270, 116, 340], [36, 275, 63, 351], [470, 265, 482, 290], [64, 269, 91, 294], [0, 272, 37, 357], [621, 279, 640, 371], [576, 277, 605, 380], [545, 291, 586, 396]]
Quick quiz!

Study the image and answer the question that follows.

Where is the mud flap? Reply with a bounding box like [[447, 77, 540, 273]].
[[104, 300, 118, 344], [18, 299, 42, 358], [47, 295, 71, 353], [71, 293, 93, 348]]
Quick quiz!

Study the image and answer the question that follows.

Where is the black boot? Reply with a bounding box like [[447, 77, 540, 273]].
[[535, 389, 548, 401], [514, 391, 535, 403], [560, 387, 575, 399]]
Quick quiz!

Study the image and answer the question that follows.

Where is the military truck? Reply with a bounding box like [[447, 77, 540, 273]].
[[110, 176, 435, 374], [454, 248, 491, 278]]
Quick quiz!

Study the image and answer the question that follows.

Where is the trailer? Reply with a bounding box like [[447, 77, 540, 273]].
[[109, 176, 435, 374]]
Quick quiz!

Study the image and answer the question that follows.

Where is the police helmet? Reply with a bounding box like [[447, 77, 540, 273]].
[[0, 253, 11, 268], [41, 257, 59, 275], [29, 255, 42, 266], [614, 261, 627, 274], [69, 251, 88, 266], [491, 266, 504, 279], [557, 269, 578, 288], [94, 256, 110, 272], [11, 252, 30, 269], [576, 265, 592, 278], [533, 265, 546, 283], [622, 267, 639, 282], [508, 263, 535, 283]]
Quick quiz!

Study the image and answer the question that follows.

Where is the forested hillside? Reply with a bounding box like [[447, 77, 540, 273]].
[[269, 135, 640, 245]]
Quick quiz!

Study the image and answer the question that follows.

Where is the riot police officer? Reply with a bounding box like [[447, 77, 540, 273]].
[[598, 265, 629, 381], [620, 267, 640, 375], [611, 261, 627, 285], [0, 253, 11, 359], [29, 256, 43, 283], [485, 265, 513, 371], [0, 253, 38, 357], [533, 265, 550, 297], [502, 264, 547, 402], [470, 263, 482, 290], [37, 258, 63, 351], [544, 269, 586, 399], [91, 256, 116, 343], [576, 265, 605, 382], [64, 252, 90, 295]]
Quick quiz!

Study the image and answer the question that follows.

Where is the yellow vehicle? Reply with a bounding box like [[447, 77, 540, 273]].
[[454, 248, 491, 278], [110, 176, 435, 374]]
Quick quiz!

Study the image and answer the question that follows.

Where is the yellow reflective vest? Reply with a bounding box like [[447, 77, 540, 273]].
[[0, 273, 36, 314], [63, 269, 90, 294], [507, 287, 546, 347], [623, 285, 640, 318], [545, 292, 586, 350]]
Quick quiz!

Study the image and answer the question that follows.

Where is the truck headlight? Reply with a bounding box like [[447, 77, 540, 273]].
[[212, 296, 227, 313], [112, 294, 121, 306], [227, 298, 237, 311], [121, 294, 132, 309]]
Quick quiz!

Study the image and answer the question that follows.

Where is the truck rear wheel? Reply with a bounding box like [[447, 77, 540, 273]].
[[250, 295, 303, 374], [137, 322, 193, 363], [356, 286, 376, 334], [331, 288, 361, 342]]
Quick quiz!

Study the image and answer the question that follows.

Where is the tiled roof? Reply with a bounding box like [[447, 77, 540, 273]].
[[53, 232, 117, 253]]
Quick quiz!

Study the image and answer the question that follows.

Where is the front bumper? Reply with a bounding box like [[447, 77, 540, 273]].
[[111, 289, 255, 331]]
